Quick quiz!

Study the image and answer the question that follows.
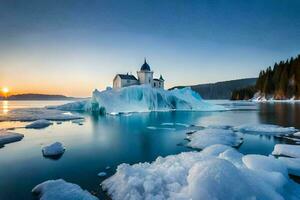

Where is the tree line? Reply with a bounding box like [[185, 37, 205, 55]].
[[231, 54, 300, 100]]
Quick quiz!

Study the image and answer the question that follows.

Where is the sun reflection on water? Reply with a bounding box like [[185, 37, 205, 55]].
[[2, 100, 9, 114]]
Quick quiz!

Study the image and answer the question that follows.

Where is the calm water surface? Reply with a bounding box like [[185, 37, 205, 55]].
[[0, 100, 300, 199]]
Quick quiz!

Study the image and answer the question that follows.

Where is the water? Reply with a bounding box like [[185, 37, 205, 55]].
[[0, 100, 299, 199]]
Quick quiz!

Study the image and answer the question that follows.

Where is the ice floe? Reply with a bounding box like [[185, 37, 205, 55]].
[[54, 85, 225, 115], [42, 142, 65, 157], [0, 130, 24, 147], [0, 108, 83, 122], [26, 119, 53, 129], [278, 157, 300, 177], [98, 172, 107, 177], [32, 179, 98, 200], [272, 144, 300, 158], [102, 144, 300, 200], [186, 128, 243, 149], [234, 124, 297, 135], [161, 122, 190, 127], [294, 132, 300, 137]]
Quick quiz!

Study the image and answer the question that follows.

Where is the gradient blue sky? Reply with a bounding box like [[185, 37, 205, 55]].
[[1, 0, 300, 96]]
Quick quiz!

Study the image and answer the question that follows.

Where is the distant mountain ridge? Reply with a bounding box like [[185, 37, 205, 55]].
[[170, 78, 257, 99], [0, 93, 81, 101]]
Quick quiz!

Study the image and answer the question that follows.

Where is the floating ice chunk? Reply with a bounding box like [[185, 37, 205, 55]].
[[161, 122, 190, 127], [272, 144, 300, 158], [42, 142, 65, 157], [97, 172, 107, 177], [32, 179, 98, 200], [0, 130, 24, 147], [26, 119, 53, 129], [242, 155, 288, 177], [186, 128, 243, 149], [206, 125, 232, 129], [102, 145, 299, 200], [278, 157, 300, 177], [234, 124, 297, 135], [147, 126, 176, 131], [54, 85, 225, 115], [294, 132, 300, 137], [0, 108, 83, 122]]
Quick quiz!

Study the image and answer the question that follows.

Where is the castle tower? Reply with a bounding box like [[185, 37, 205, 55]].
[[137, 59, 154, 86]]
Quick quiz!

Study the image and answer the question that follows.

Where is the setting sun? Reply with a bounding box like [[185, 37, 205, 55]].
[[2, 87, 9, 94]]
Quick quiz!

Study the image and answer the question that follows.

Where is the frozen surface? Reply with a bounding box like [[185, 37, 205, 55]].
[[278, 157, 300, 177], [186, 128, 243, 149], [54, 85, 225, 114], [42, 142, 65, 157], [272, 144, 300, 158], [0, 108, 83, 122], [26, 119, 53, 129], [0, 130, 24, 147], [102, 144, 300, 200], [32, 179, 98, 200], [234, 124, 297, 135]]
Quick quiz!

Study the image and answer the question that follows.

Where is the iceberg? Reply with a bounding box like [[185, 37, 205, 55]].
[[26, 119, 53, 129], [54, 86, 225, 115], [272, 144, 300, 158], [42, 142, 65, 157], [102, 144, 300, 200], [32, 179, 98, 200], [0, 130, 24, 147], [186, 128, 243, 149], [234, 124, 297, 135]]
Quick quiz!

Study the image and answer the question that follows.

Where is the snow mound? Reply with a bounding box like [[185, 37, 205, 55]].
[[186, 128, 243, 149], [234, 124, 297, 135], [0, 108, 83, 122], [272, 144, 300, 158], [0, 130, 24, 147], [42, 142, 65, 157], [26, 119, 53, 129], [32, 179, 98, 200], [102, 144, 300, 200], [55, 85, 225, 114]]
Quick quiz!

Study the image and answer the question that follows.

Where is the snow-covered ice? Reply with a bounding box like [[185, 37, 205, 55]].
[[272, 144, 300, 158], [278, 157, 300, 177], [42, 142, 65, 157], [161, 122, 190, 127], [147, 126, 176, 131], [0, 130, 24, 147], [26, 119, 53, 129], [0, 108, 83, 122], [54, 85, 225, 115], [32, 179, 98, 200], [234, 124, 297, 135], [186, 128, 243, 149], [102, 144, 300, 200], [97, 172, 107, 177]]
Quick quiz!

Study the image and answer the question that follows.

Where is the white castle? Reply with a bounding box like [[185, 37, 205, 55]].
[[113, 59, 164, 89]]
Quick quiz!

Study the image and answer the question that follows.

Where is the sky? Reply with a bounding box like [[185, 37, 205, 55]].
[[0, 0, 300, 97]]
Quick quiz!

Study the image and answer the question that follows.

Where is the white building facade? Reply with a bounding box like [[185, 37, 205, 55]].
[[113, 59, 164, 89]]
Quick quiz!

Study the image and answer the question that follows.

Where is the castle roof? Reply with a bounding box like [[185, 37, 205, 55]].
[[140, 59, 151, 71], [116, 74, 137, 80]]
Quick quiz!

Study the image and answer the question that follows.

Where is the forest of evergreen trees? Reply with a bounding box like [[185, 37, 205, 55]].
[[231, 54, 300, 100]]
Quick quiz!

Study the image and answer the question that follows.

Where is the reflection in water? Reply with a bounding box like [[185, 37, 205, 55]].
[[2, 101, 8, 114], [259, 103, 300, 129]]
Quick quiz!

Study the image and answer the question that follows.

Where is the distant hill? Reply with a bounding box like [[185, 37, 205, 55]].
[[0, 94, 81, 101], [170, 78, 257, 99], [232, 54, 300, 100]]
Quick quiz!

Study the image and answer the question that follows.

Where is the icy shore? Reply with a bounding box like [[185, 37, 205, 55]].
[[54, 86, 225, 115]]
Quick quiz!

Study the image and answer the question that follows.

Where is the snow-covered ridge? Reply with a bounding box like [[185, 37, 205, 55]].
[[54, 85, 225, 115], [251, 92, 300, 103]]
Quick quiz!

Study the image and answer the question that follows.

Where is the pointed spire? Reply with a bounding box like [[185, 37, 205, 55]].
[[144, 57, 147, 64]]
